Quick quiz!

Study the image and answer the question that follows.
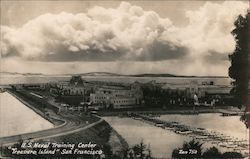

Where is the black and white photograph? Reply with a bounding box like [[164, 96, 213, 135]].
[[0, 0, 249, 158]]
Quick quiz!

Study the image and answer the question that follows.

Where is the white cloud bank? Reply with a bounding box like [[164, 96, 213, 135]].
[[0, 1, 248, 75], [1, 2, 187, 61]]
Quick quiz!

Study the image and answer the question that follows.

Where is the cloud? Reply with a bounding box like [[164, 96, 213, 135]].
[[1, 2, 188, 61], [0, 1, 248, 75], [181, 1, 248, 59]]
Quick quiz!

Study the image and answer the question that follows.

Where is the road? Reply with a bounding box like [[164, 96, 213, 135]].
[[0, 115, 103, 146], [0, 91, 103, 147]]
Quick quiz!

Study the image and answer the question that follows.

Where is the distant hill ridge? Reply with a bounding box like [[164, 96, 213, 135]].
[[0, 71, 227, 78], [0, 72, 44, 76]]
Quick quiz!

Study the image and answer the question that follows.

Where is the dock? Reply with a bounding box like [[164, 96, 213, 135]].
[[128, 113, 249, 156]]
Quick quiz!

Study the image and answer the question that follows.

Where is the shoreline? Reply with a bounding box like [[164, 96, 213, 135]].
[[6, 90, 64, 126], [1, 89, 129, 158], [98, 107, 242, 117], [0, 90, 66, 139], [2, 89, 245, 157]]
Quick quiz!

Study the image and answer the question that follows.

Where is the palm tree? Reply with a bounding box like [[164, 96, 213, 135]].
[[132, 140, 147, 159], [172, 139, 203, 159]]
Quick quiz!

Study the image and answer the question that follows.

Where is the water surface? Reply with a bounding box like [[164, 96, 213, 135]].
[[0, 92, 54, 137], [104, 114, 249, 158]]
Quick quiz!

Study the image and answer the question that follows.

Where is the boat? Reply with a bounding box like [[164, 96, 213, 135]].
[[155, 123, 164, 127], [171, 122, 179, 126], [165, 127, 175, 131], [218, 142, 228, 147], [189, 135, 196, 138], [226, 144, 238, 148], [133, 117, 141, 120], [211, 141, 219, 144], [233, 147, 245, 151], [176, 130, 193, 135], [195, 135, 208, 139], [196, 128, 206, 132], [202, 138, 213, 142]]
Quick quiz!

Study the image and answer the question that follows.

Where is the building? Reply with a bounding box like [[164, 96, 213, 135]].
[[49, 76, 94, 105], [90, 82, 143, 109], [111, 97, 137, 109], [161, 80, 232, 106]]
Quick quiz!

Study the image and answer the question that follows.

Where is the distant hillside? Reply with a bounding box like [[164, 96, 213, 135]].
[[0, 71, 228, 78], [76, 72, 122, 76], [129, 73, 227, 78], [77, 72, 227, 78], [129, 73, 181, 77], [0, 72, 44, 76]]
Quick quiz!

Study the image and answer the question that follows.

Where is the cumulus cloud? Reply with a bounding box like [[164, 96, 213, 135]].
[[181, 1, 248, 62], [1, 2, 188, 61], [0, 1, 248, 75]]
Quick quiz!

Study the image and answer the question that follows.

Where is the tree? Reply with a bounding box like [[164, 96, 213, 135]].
[[172, 148, 181, 159], [146, 144, 152, 159], [102, 144, 113, 159], [50, 84, 64, 98], [221, 152, 243, 159], [229, 11, 249, 108], [172, 139, 203, 159], [129, 140, 152, 159], [132, 140, 147, 159], [172, 140, 245, 159], [203, 147, 221, 159]]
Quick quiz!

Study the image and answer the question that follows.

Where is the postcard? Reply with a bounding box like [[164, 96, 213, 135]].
[[0, 0, 249, 158]]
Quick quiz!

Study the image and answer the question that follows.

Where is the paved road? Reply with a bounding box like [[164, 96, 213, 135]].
[[0, 115, 103, 146], [0, 91, 103, 147]]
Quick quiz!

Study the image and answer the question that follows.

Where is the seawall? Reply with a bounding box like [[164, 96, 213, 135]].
[[1, 89, 129, 157], [47, 119, 129, 155]]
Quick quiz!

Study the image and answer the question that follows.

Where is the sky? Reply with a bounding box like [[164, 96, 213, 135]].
[[0, 0, 249, 75]]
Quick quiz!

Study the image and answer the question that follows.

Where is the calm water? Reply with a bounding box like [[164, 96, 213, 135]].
[[104, 114, 249, 158], [0, 92, 54, 137], [159, 114, 248, 140]]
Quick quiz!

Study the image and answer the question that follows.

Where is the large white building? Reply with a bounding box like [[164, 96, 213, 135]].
[[90, 83, 143, 109], [111, 97, 137, 109]]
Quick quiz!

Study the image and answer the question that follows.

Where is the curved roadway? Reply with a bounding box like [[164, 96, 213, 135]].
[[0, 90, 104, 147], [0, 115, 103, 147]]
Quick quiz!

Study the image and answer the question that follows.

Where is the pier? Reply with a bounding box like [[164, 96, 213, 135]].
[[127, 113, 249, 156]]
